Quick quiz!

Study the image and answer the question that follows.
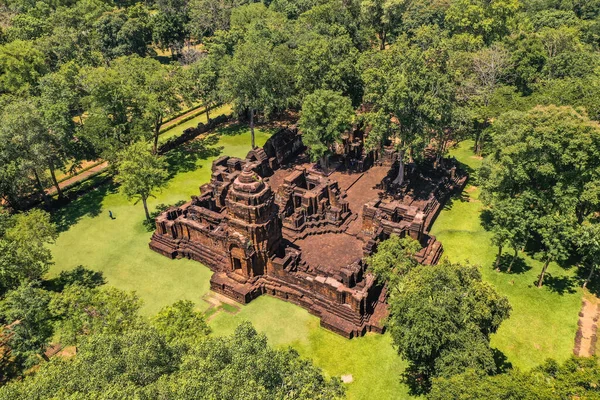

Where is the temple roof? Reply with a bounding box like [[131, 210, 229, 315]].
[[232, 164, 265, 193]]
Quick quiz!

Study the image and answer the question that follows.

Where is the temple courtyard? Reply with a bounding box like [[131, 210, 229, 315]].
[[47, 127, 582, 399]]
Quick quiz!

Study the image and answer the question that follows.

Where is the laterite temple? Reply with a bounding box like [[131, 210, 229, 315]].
[[150, 127, 466, 337]]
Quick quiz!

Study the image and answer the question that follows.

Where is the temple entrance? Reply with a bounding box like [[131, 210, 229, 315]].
[[232, 257, 243, 275]]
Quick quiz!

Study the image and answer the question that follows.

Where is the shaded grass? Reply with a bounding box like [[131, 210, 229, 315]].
[[431, 140, 581, 370]]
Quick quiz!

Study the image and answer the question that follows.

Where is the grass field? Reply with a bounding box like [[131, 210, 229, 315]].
[[48, 133, 583, 399]]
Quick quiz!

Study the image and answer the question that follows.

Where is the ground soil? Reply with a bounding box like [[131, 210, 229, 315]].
[[46, 161, 109, 196], [575, 294, 600, 357]]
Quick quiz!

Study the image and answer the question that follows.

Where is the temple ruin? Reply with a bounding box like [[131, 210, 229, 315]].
[[150, 127, 467, 338]]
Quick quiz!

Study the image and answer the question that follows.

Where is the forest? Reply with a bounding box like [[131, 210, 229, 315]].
[[1, 0, 600, 397]]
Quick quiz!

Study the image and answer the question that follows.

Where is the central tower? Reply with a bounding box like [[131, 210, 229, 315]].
[[224, 165, 281, 279]]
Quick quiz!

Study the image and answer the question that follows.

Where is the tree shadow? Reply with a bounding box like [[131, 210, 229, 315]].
[[142, 200, 187, 232], [492, 348, 512, 373], [217, 123, 249, 136], [442, 189, 471, 211], [164, 135, 223, 177], [576, 265, 599, 296], [51, 181, 117, 233], [43, 265, 106, 292], [541, 273, 578, 295], [494, 253, 532, 274], [401, 364, 431, 396]]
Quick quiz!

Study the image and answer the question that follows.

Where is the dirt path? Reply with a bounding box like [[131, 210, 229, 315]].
[[46, 161, 109, 196], [574, 296, 600, 357]]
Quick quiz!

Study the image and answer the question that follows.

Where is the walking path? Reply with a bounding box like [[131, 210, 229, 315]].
[[46, 162, 109, 196], [574, 296, 599, 357]]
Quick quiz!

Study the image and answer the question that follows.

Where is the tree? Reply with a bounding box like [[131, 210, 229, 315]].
[[298, 89, 354, 171], [222, 35, 293, 148], [293, 32, 361, 103], [1, 209, 57, 290], [0, 283, 53, 369], [93, 7, 152, 60], [116, 142, 169, 221], [50, 285, 143, 346], [0, 39, 46, 95], [484, 198, 531, 272], [141, 62, 180, 155], [0, 322, 343, 399], [576, 223, 600, 289], [0, 210, 57, 293], [365, 234, 420, 290], [82, 56, 179, 159], [0, 99, 55, 205], [480, 106, 600, 285], [428, 356, 600, 400], [387, 260, 511, 391], [152, 0, 189, 57], [360, 0, 404, 50], [361, 40, 455, 183], [144, 322, 344, 399], [469, 44, 511, 154], [151, 300, 210, 344], [187, 0, 237, 41], [178, 54, 220, 123]]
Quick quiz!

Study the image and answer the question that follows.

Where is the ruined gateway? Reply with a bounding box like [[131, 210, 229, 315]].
[[150, 127, 467, 338]]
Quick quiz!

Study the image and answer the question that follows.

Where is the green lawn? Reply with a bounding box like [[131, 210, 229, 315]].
[[431, 140, 581, 370], [48, 133, 582, 399]]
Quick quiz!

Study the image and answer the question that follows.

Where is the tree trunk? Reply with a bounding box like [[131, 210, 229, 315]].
[[142, 196, 151, 221], [537, 258, 551, 288], [205, 103, 211, 124], [320, 155, 329, 173], [495, 244, 503, 270], [507, 248, 518, 273], [393, 153, 405, 186], [152, 115, 162, 155], [379, 30, 386, 50], [249, 108, 256, 149], [583, 263, 596, 289], [48, 164, 63, 199], [33, 169, 51, 207]]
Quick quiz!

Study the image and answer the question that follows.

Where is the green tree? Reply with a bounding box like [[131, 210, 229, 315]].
[[50, 285, 143, 346], [293, 32, 361, 103], [298, 89, 354, 171], [360, 0, 404, 50], [576, 223, 600, 289], [223, 35, 293, 148], [178, 54, 220, 123], [361, 40, 455, 183], [484, 197, 531, 272], [151, 300, 210, 344], [0, 39, 46, 95], [429, 356, 600, 400], [365, 234, 420, 290], [116, 142, 169, 221], [481, 106, 600, 285], [0, 210, 57, 291], [0, 283, 53, 369], [82, 56, 179, 158], [388, 260, 511, 391]]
